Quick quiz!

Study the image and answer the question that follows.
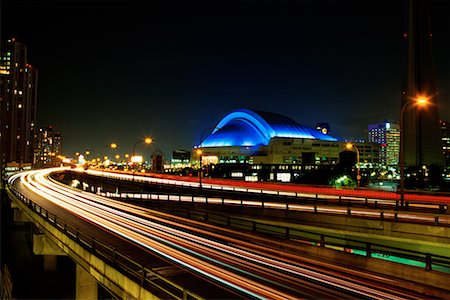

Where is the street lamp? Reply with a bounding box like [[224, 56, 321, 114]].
[[399, 95, 429, 207], [131, 137, 153, 179], [196, 149, 203, 188], [346, 143, 361, 188]]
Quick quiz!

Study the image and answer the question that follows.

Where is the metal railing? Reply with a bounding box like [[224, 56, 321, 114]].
[[72, 170, 448, 220], [100, 191, 450, 227], [6, 185, 203, 300], [0, 265, 13, 300], [156, 204, 450, 273], [92, 170, 449, 209]]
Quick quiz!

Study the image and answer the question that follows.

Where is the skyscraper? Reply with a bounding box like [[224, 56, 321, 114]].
[[34, 125, 63, 168], [368, 121, 400, 166], [0, 38, 38, 168], [401, 2, 443, 167]]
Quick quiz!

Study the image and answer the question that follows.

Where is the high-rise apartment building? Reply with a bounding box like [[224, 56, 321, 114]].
[[0, 38, 38, 168], [440, 120, 450, 171], [368, 121, 400, 166], [34, 125, 62, 168]]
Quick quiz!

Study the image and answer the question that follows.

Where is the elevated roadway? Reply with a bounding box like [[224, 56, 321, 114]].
[[7, 168, 450, 299]]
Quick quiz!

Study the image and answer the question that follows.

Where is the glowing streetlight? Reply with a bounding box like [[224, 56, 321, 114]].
[[132, 137, 153, 180], [196, 149, 203, 188], [399, 95, 430, 206], [345, 143, 360, 188]]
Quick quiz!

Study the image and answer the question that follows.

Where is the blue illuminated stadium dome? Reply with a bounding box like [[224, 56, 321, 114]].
[[200, 109, 338, 147]]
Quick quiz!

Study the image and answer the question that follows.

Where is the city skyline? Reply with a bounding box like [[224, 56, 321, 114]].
[[2, 1, 449, 157]]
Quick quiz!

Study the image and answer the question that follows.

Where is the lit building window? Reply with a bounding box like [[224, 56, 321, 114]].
[[18, 90, 23, 95]]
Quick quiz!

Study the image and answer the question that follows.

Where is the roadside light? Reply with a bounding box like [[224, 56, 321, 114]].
[[345, 143, 353, 150], [196, 149, 203, 156], [416, 96, 428, 107], [144, 137, 152, 144], [110, 143, 117, 149], [115, 154, 120, 160], [85, 150, 90, 155]]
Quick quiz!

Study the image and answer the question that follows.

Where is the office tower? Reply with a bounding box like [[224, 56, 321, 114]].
[[368, 121, 400, 166], [0, 38, 38, 167], [34, 125, 63, 168]]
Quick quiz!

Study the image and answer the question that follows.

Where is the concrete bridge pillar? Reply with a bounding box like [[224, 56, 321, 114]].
[[13, 208, 30, 222], [33, 232, 66, 272], [43, 255, 58, 272], [76, 265, 98, 300]]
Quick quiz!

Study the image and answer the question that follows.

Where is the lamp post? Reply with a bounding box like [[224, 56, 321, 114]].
[[131, 137, 152, 180], [346, 143, 360, 188], [196, 149, 203, 188], [102, 143, 117, 169], [85, 150, 90, 167], [399, 96, 428, 207]]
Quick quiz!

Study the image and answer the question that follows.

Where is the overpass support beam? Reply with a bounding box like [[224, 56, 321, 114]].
[[76, 265, 98, 300], [13, 208, 30, 222], [33, 232, 66, 272]]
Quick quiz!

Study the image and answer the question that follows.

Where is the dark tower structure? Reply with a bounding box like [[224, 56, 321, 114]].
[[0, 38, 38, 166], [401, 2, 443, 167]]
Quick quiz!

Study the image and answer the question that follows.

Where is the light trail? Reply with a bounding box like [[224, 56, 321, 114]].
[[103, 190, 448, 225], [86, 169, 450, 206], [85, 169, 447, 212], [8, 168, 423, 299]]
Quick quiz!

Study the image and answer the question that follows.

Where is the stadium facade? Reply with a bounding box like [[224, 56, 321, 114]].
[[194, 109, 380, 182]]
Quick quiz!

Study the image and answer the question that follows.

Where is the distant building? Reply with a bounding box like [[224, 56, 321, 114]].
[[0, 38, 38, 169], [195, 109, 379, 182], [34, 125, 62, 168], [150, 149, 164, 173], [315, 123, 330, 135], [440, 120, 450, 171], [171, 150, 191, 168], [368, 121, 400, 166]]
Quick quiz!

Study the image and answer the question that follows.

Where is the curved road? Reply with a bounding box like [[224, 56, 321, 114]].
[[8, 168, 445, 299]]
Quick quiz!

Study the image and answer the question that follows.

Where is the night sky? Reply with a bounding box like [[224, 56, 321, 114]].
[[2, 1, 449, 159]]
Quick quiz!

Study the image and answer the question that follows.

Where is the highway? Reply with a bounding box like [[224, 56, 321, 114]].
[[87, 169, 450, 207], [8, 168, 446, 299], [83, 169, 450, 226]]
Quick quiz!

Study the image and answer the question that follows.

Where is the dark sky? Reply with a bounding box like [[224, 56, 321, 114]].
[[2, 0, 449, 159]]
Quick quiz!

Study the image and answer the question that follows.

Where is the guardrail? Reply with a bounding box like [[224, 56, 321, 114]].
[[100, 191, 450, 227], [80, 170, 448, 213], [6, 185, 203, 300], [90, 169, 450, 206], [152, 202, 450, 273], [1, 265, 13, 300]]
